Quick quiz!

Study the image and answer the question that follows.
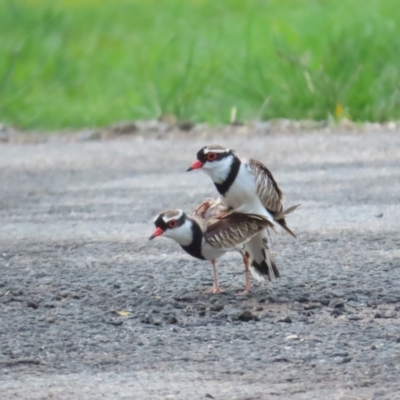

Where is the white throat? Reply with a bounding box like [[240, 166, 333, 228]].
[[202, 155, 234, 184]]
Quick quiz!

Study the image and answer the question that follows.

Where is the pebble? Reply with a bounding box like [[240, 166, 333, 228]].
[[329, 299, 345, 308], [285, 335, 299, 341], [278, 316, 293, 323], [384, 310, 397, 319], [237, 310, 258, 322]]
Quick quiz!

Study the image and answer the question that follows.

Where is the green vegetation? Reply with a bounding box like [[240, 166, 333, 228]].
[[1, 0, 400, 129]]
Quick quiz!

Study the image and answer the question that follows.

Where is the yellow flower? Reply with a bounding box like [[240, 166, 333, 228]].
[[335, 103, 344, 119]]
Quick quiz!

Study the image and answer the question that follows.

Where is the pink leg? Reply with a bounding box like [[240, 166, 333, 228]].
[[214, 211, 228, 219], [237, 252, 251, 295], [204, 260, 223, 294], [193, 200, 211, 217]]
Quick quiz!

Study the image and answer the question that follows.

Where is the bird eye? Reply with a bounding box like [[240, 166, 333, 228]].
[[168, 220, 177, 228], [207, 152, 217, 161]]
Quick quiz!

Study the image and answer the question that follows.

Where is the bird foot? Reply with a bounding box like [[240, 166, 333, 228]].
[[237, 289, 251, 296], [204, 287, 224, 294]]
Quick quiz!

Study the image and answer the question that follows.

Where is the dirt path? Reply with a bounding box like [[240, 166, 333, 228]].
[[1, 131, 400, 399]]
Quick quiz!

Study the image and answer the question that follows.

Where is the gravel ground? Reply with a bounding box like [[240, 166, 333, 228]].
[[1, 131, 400, 399]]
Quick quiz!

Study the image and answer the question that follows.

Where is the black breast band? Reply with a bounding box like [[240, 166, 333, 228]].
[[214, 157, 241, 196], [181, 220, 205, 260]]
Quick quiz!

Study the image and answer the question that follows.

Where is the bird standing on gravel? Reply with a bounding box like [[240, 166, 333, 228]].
[[187, 144, 299, 282], [149, 203, 273, 294]]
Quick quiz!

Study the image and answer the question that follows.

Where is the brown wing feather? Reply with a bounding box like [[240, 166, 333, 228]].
[[248, 158, 283, 214], [204, 212, 273, 249]]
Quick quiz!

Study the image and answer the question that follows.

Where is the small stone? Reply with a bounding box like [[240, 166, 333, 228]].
[[258, 298, 267, 303], [177, 121, 194, 131], [360, 380, 374, 387], [198, 307, 206, 317], [371, 345, 377, 350], [141, 314, 154, 324], [303, 311, 314, 317], [330, 308, 345, 317], [297, 315, 309, 323], [348, 315, 362, 321], [0, 131, 10, 142], [205, 394, 215, 399], [285, 334, 299, 341], [0, 124, 17, 142], [318, 298, 330, 306], [375, 213, 384, 218], [303, 303, 321, 310], [263, 311, 275, 318], [237, 310, 258, 322], [347, 294, 358, 302], [292, 301, 303, 311], [273, 357, 291, 363], [329, 299, 345, 308], [278, 316, 292, 323], [210, 304, 224, 312], [109, 121, 137, 135], [339, 118, 359, 130], [27, 301, 39, 309], [297, 296, 309, 303], [386, 122, 397, 130], [330, 351, 349, 357], [109, 320, 123, 326], [159, 114, 177, 125], [384, 310, 397, 319], [335, 356, 352, 364], [298, 120, 327, 130], [168, 316, 178, 325], [76, 130, 101, 142], [374, 312, 383, 319]]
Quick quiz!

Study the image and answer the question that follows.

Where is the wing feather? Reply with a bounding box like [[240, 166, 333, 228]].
[[247, 158, 283, 214], [204, 212, 273, 250]]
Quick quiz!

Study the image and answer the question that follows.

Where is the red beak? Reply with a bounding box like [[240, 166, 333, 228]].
[[149, 227, 164, 240], [187, 160, 204, 172]]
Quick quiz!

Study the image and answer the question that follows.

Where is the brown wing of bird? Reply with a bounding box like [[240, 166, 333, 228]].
[[204, 212, 273, 250], [248, 158, 298, 238]]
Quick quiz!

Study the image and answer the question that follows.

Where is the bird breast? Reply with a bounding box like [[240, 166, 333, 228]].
[[222, 164, 261, 209], [201, 241, 231, 260]]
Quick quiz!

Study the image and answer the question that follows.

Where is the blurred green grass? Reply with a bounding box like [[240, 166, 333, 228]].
[[1, 0, 400, 129]]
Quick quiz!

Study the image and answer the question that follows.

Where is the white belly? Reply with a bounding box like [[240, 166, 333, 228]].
[[220, 164, 274, 222], [201, 242, 227, 260]]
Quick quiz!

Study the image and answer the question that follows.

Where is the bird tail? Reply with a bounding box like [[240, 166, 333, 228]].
[[245, 231, 280, 282], [274, 204, 300, 238]]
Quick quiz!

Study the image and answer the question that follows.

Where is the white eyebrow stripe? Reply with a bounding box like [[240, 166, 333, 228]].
[[163, 211, 183, 223], [204, 148, 229, 154]]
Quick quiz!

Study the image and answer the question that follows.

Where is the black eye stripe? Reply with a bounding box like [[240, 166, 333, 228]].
[[197, 148, 232, 163], [154, 213, 186, 230], [154, 215, 168, 231]]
